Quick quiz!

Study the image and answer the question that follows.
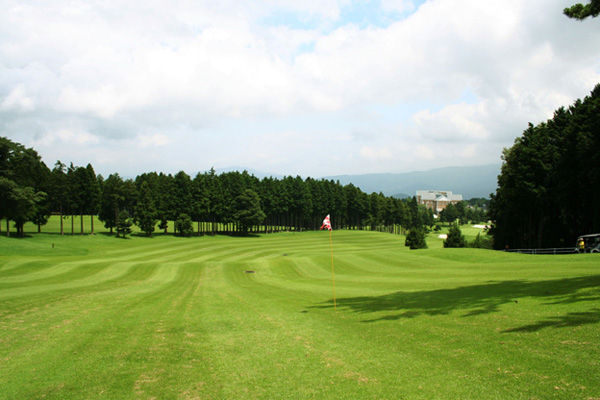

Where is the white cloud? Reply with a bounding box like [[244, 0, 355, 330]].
[[458, 144, 478, 159], [1, 85, 35, 112], [360, 146, 392, 159], [414, 102, 491, 143], [34, 128, 99, 147], [136, 134, 171, 148], [415, 145, 434, 161], [1, 0, 599, 177]]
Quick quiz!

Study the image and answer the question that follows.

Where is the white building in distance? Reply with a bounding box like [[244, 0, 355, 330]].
[[416, 190, 463, 215]]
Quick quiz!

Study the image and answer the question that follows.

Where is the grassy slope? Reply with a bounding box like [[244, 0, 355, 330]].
[[0, 229, 598, 399]]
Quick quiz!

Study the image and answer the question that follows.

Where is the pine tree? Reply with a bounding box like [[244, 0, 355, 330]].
[[175, 213, 193, 237], [405, 229, 428, 250], [444, 223, 466, 248], [99, 174, 125, 234], [134, 181, 158, 237], [116, 210, 132, 238], [233, 189, 266, 234]]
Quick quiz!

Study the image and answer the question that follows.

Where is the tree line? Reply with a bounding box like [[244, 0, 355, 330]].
[[489, 84, 600, 250], [1, 137, 489, 238]]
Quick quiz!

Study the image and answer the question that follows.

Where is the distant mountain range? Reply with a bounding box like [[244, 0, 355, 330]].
[[214, 164, 501, 200], [322, 164, 501, 199]]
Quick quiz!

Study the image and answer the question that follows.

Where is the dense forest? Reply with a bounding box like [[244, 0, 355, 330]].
[[0, 137, 488, 238], [489, 84, 600, 250], [3, 85, 598, 248]]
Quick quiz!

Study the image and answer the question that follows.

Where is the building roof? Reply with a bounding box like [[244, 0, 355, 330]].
[[416, 190, 463, 202]]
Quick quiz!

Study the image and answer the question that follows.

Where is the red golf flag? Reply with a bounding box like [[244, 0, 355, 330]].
[[320, 214, 331, 231]]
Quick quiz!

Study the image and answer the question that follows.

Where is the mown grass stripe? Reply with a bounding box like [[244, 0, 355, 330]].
[[0, 231, 598, 399], [0, 260, 58, 278], [0, 263, 160, 320], [0, 262, 111, 288]]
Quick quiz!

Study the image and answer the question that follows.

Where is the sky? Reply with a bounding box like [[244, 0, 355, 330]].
[[1, 0, 599, 179]]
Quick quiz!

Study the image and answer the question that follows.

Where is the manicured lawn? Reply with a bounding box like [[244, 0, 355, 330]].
[[0, 227, 598, 399]]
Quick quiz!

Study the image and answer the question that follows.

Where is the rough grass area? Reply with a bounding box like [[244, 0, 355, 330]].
[[0, 229, 598, 399]]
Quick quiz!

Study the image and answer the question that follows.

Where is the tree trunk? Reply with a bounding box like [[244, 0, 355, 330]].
[[91, 215, 94, 235], [537, 213, 543, 249], [6, 219, 9, 237], [114, 207, 119, 236]]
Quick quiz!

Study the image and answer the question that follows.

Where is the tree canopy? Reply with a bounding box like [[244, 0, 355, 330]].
[[134, 181, 158, 237], [0, 138, 49, 236], [233, 189, 266, 234], [564, 0, 600, 20], [489, 84, 600, 249], [444, 223, 466, 248]]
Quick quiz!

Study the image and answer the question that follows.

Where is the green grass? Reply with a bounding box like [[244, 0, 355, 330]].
[[1, 225, 599, 399]]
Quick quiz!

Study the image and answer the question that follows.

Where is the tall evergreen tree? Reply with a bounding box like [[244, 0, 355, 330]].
[[0, 137, 49, 236], [444, 223, 467, 248], [233, 189, 266, 234], [490, 84, 600, 249], [50, 161, 68, 235], [191, 173, 210, 234], [116, 210, 132, 238], [134, 181, 158, 237], [84, 164, 101, 234], [172, 171, 193, 220], [99, 173, 125, 234], [67, 164, 94, 235]]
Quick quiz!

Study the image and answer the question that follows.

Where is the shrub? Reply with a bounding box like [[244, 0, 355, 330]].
[[405, 229, 428, 250], [116, 210, 133, 238], [444, 223, 466, 248], [175, 213, 193, 237], [469, 232, 493, 249]]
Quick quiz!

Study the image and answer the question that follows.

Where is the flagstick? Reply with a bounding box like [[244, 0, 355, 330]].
[[329, 228, 336, 311]]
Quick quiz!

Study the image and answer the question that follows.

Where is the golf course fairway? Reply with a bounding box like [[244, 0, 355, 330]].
[[1, 230, 598, 399]]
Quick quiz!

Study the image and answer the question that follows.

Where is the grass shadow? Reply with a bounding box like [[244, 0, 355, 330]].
[[312, 275, 600, 331], [0, 233, 34, 239], [503, 308, 600, 332]]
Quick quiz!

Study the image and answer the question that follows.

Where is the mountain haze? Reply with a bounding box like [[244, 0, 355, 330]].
[[323, 164, 501, 199]]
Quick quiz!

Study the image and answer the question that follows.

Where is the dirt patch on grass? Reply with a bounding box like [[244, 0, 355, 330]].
[[341, 371, 378, 384]]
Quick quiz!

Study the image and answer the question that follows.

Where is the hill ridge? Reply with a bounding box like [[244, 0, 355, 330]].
[[323, 164, 500, 199]]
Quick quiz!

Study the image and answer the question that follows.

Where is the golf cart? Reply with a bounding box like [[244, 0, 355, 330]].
[[576, 233, 600, 253]]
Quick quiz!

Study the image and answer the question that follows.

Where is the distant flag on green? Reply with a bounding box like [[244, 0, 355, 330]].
[[320, 214, 332, 231], [321, 214, 336, 310]]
